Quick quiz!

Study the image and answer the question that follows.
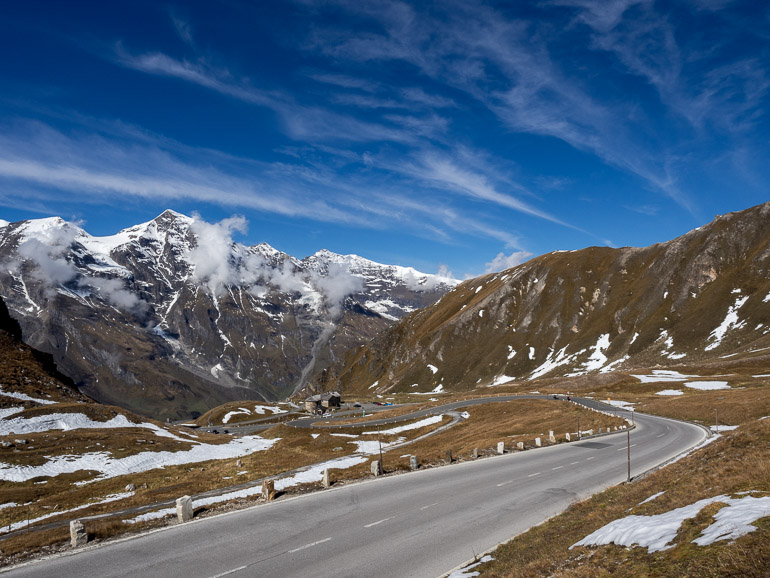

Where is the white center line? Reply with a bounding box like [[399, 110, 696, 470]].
[[527, 472, 541, 477], [657, 434, 665, 438], [570, 461, 580, 465], [618, 444, 638, 451], [420, 502, 438, 511], [209, 566, 248, 578], [496, 480, 514, 487], [288, 537, 332, 553], [552, 466, 563, 470], [364, 517, 395, 528], [586, 456, 595, 461]]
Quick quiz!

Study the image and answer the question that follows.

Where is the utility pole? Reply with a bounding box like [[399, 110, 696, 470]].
[[626, 428, 631, 483]]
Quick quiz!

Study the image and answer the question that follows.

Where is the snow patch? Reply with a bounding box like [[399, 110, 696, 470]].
[[685, 381, 730, 391], [632, 370, 697, 383], [705, 296, 749, 351], [0, 387, 56, 405], [427, 364, 438, 374], [363, 415, 443, 435], [656, 389, 684, 396], [573, 495, 770, 553]]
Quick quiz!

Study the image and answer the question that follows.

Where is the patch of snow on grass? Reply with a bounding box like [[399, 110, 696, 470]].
[[574, 494, 770, 553], [427, 364, 438, 374], [656, 389, 684, 396], [685, 381, 730, 390], [639, 491, 665, 505], [710, 425, 738, 432], [630, 332, 639, 344], [3, 492, 134, 533], [694, 496, 770, 546], [252, 405, 287, 415], [368, 380, 379, 390], [491, 375, 515, 386], [705, 296, 749, 351], [330, 433, 358, 438], [311, 433, 320, 439], [632, 370, 697, 383], [432, 384, 444, 393], [448, 555, 494, 577], [584, 334, 610, 371], [572, 496, 719, 553], [363, 415, 443, 435], [0, 435, 278, 482], [530, 347, 575, 379], [0, 387, 56, 405], [599, 355, 629, 374], [348, 438, 406, 455], [478, 309, 484, 318], [507, 345, 516, 360], [528, 347, 535, 360], [222, 409, 250, 424], [752, 374, 770, 378]]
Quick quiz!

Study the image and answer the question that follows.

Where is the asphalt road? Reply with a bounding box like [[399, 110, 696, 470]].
[[3, 401, 707, 578]]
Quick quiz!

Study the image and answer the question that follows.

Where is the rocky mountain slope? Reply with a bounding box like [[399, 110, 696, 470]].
[[0, 211, 456, 419], [316, 202, 770, 396]]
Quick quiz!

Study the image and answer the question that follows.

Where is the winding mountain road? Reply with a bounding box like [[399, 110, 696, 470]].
[[3, 399, 708, 578]]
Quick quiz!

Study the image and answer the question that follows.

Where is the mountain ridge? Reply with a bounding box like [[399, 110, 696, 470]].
[[0, 211, 457, 419], [314, 201, 770, 396]]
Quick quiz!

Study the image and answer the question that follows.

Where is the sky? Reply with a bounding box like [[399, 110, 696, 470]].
[[0, 1, 768, 278]]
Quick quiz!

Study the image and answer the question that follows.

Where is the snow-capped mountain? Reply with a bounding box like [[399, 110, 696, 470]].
[[0, 210, 457, 419], [318, 202, 770, 396]]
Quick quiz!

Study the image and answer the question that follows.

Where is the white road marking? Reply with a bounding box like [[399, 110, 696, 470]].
[[570, 461, 580, 465], [527, 472, 541, 477], [288, 537, 332, 553], [420, 502, 438, 511], [618, 444, 637, 451], [586, 457, 595, 461], [364, 517, 395, 528], [552, 466, 563, 470], [496, 480, 514, 487], [657, 434, 665, 438], [209, 566, 248, 578]]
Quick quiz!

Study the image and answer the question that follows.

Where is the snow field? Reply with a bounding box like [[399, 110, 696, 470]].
[[572, 495, 770, 553]]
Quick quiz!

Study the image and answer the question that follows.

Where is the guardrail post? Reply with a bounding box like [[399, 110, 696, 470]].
[[322, 469, 331, 488], [262, 479, 276, 501], [70, 520, 87, 547], [176, 496, 193, 523], [410, 455, 419, 470], [497, 441, 505, 454], [535, 437, 542, 447]]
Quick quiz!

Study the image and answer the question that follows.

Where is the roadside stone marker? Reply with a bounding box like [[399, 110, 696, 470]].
[[70, 520, 87, 548], [176, 495, 193, 522], [535, 437, 542, 447], [565, 432, 571, 441], [548, 431, 556, 443], [586, 429, 593, 436], [236, 459, 242, 468], [445, 449, 453, 463], [371, 460, 382, 476], [497, 441, 505, 455], [409, 455, 419, 470], [516, 442, 524, 450], [472, 448, 479, 459], [262, 479, 276, 502], [322, 469, 331, 488]]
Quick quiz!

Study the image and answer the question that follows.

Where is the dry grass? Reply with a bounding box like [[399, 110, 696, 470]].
[[476, 417, 770, 577]]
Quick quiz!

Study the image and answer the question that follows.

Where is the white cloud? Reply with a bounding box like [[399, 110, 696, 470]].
[[484, 250, 533, 273]]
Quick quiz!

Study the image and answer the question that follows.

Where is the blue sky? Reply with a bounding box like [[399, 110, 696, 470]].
[[1, 1, 768, 277]]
